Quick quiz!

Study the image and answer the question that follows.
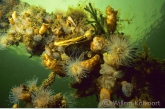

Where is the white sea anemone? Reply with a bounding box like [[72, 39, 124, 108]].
[[63, 49, 91, 82], [25, 77, 38, 88], [31, 88, 53, 107], [104, 34, 135, 67], [9, 86, 23, 104], [0, 34, 8, 50], [62, 92, 76, 108], [64, 56, 90, 81]]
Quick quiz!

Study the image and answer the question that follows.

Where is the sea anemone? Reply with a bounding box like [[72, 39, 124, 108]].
[[64, 56, 90, 82], [104, 34, 135, 67], [9, 86, 23, 104], [121, 81, 133, 97], [0, 34, 8, 50], [62, 92, 76, 108], [25, 77, 38, 88], [31, 88, 54, 108]]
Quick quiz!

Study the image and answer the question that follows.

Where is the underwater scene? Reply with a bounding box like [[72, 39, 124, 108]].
[[0, 0, 165, 108]]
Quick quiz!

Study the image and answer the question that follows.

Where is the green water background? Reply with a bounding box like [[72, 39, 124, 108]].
[[0, 0, 165, 107]]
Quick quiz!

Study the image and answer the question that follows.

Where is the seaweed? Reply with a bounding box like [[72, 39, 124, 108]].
[[84, 3, 106, 35]]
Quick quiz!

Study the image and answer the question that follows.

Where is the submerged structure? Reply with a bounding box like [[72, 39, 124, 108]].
[[0, 0, 165, 108]]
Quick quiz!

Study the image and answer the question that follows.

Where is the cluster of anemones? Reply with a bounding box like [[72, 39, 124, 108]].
[[90, 34, 135, 107]]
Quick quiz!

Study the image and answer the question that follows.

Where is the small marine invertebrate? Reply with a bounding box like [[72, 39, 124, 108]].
[[44, 45, 52, 56], [12, 11, 17, 20], [100, 63, 125, 78], [98, 88, 115, 108], [31, 88, 54, 107], [100, 63, 115, 75], [52, 52, 61, 60], [113, 70, 125, 79], [121, 81, 133, 97], [0, 34, 8, 50], [9, 85, 31, 104], [9, 86, 23, 104], [39, 23, 49, 35], [64, 55, 89, 82], [66, 16, 76, 27], [12, 104, 19, 108], [8, 18, 15, 25], [43, 54, 65, 77], [62, 92, 76, 108], [33, 34, 42, 42], [25, 77, 38, 88], [90, 36, 109, 52], [106, 6, 118, 33], [103, 34, 136, 67], [44, 14, 53, 23], [54, 28, 95, 46], [25, 28, 33, 36], [43, 35, 55, 45], [64, 54, 100, 82], [26, 78, 38, 87], [97, 74, 116, 90]]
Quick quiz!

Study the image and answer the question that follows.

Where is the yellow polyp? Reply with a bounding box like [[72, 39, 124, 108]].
[[80, 54, 100, 70], [39, 23, 49, 35], [12, 11, 17, 20], [106, 6, 117, 33], [13, 104, 19, 108], [100, 88, 111, 101], [34, 28, 39, 35], [8, 18, 15, 25], [57, 14, 62, 20], [20, 93, 31, 101]]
